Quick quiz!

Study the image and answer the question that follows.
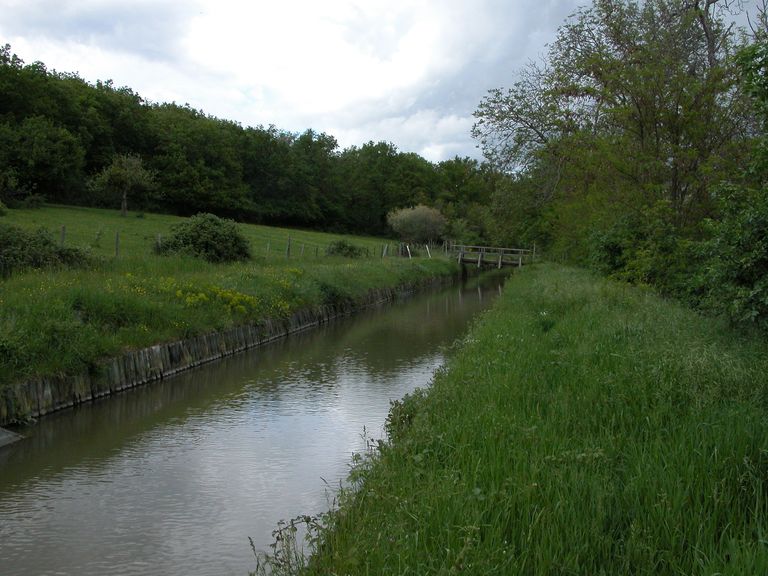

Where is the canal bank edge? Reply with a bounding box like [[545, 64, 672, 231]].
[[0, 275, 457, 427]]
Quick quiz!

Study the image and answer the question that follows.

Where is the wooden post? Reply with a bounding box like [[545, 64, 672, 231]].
[[518, 254, 523, 267], [533, 242, 537, 262], [60, 225, 66, 247], [425, 244, 431, 259], [457, 249, 463, 264], [286, 235, 291, 258], [266, 241, 271, 256], [406, 245, 412, 259], [115, 231, 120, 258], [498, 252, 503, 269], [477, 250, 483, 268], [156, 233, 162, 251], [384, 243, 389, 257], [300, 243, 305, 257]]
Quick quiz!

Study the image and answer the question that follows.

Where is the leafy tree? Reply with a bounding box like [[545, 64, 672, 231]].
[[88, 153, 156, 215], [701, 38, 768, 327], [387, 205, 447, 244], [474, 0, 751, 265]]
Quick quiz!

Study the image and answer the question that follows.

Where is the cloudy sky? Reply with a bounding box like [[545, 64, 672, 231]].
[[0, 0, 584, 161]]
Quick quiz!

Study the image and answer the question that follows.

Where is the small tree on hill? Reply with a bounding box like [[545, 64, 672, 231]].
[[89, 154, 155, 216], [387, 205, 447, 244]]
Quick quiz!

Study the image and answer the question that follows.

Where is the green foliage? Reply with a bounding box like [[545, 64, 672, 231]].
[[0, 199, 6, 216], [0, 222, 90, 276], [19, 193, 45, 209], [155, 213, 252, 263], [387, 204, 447, 244], [87, 154, 156, 215], [304, 264, 768, 574], [325, 239, 365, 258], [0, 44, 501, 240], [702, 185, 768, 327], [473, 0, 750, 289]]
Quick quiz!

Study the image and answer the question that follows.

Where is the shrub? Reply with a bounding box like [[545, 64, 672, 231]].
[[326, 239, 366, 258], [702, 184, 768, 328], [0, 222, 91, 277], [387, 205, 446, 244], [19, 193, 46, 209], [155, 212, 251, 263], [0, 199, 6, 216]]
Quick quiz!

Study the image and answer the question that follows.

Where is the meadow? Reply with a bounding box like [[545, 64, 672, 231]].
[[286, 263, 768, 575], [0, 205, 456, 388]]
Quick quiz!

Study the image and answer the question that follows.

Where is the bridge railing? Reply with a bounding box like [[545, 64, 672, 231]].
[[449, 243, 536, 268]]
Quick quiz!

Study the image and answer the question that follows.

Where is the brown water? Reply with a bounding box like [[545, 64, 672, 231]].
[[0, 276, 504, 575]]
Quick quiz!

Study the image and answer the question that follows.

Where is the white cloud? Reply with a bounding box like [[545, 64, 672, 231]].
[[0, 0, 583, 160]]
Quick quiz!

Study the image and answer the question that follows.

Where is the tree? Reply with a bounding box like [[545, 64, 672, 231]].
[[474, 0, 752, 264], [89, 154, 155, 216], [387, 205, 447, 244]]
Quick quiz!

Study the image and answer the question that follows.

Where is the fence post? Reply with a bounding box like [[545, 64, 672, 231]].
[[286, 235, 291, 258], [266, 241, 271, 256], [533, 242, 536, 262], [300, 243, 305, 257], [406, 245, 412, 259], [425, 244, 431, 259], [156, 233, 162, 252]]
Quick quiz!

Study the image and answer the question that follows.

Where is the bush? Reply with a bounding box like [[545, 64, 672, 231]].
[[19, 193, 46, 209], [702, 184, 768, 328], [387, 205, 446, 244], [155, 212, 251, 263], [0, 222, 91, 277], [0, 200, 6, 216], [326, 239, 366, 258]]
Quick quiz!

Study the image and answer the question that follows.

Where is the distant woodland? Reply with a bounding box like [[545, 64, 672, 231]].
[[0, 43, 500, 241]]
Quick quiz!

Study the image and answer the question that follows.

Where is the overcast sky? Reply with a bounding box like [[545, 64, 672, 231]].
[[0, 0, 586, 161]]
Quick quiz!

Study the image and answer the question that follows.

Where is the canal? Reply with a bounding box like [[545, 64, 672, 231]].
[[0, 274, 504, 575]]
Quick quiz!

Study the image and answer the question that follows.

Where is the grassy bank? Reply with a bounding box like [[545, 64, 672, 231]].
[[292, 263, 768, 575], [0, 206, 456, 389]]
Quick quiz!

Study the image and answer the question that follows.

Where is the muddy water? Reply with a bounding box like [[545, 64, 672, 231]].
[[0, 275, 504, 575]]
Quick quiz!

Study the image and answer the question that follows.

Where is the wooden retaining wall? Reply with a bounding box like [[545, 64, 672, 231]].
[[0, 279, 448, 426]]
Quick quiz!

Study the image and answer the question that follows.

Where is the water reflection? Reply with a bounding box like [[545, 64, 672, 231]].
[[0, 273, 506, 576]]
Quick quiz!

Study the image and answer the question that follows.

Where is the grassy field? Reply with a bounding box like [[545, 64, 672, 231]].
[[280, 263, 768, 575], [3, 204, 393, 258], [0, 205, 457, 388]]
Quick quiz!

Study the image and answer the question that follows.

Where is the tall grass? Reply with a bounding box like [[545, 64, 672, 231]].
[[295, 264, 768, 575]]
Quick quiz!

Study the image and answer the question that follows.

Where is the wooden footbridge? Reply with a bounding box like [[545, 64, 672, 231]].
[[451, 243, 535, 269]]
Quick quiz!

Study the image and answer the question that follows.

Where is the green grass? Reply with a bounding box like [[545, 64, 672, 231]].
[[289, 263, 768, 575], [2, 204, 392, 258], [0, 205, 457, 388]]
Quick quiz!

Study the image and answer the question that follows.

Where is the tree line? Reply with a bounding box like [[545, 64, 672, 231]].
[[0, 43, 503, 240], [474, 0, 768, 328]]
